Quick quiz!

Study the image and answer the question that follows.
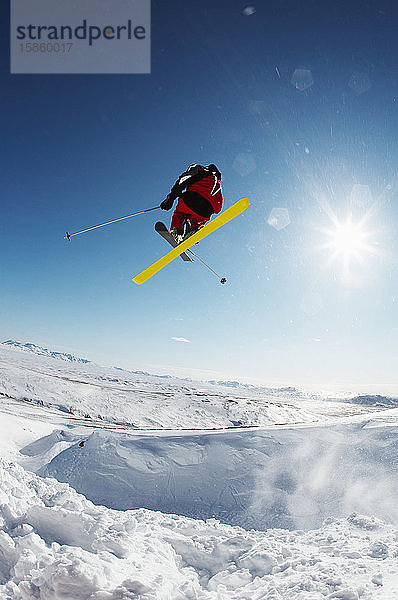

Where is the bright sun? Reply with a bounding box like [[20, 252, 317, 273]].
[[320, 215, 379, 281], [328, 219, 369, 261], [311, 184, 384, 284]]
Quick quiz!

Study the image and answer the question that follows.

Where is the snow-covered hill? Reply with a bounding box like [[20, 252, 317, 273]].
[[0, 342, 386, 430], [1, 341, 398, 598], [2, 340, 90, 364], [349, 394, 398, 407]]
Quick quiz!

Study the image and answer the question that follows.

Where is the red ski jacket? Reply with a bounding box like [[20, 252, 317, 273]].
[[168, 164, 223, 218], [188, 174, 223, 214]]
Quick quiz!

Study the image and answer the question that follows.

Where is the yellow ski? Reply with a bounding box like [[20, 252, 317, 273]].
[[133, 197, 250, 285]]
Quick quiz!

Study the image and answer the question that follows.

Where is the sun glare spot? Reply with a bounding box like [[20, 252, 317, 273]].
[[319, 214, 380, 285], [329, 220, 367, 259]]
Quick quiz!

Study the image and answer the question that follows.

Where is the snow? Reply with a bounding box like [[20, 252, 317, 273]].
[[2, 341, 91, 364], [32, 423, 398, 531], [1, 341, 398, 598], [1, 460, 398, 600], [0, 412, 52, 462], [0, 343, 388, 431]]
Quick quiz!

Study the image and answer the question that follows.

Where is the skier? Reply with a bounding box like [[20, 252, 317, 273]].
[[160, 163, 223, 242]]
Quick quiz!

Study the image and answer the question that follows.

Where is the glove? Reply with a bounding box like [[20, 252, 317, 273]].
[[160, 194, 174, 210]]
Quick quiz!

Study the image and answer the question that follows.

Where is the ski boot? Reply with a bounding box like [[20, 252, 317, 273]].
[[182, 223, 205, 243], [182, 228, 197, 242], [170, 228, 184, 244]]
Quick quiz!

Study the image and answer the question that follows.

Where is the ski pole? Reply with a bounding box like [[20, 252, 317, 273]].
[[186, 248, 227, 284], [65, 205, 160, 240]]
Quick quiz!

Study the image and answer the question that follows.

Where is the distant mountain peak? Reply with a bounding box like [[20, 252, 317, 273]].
[[2, 340, 90, 364]]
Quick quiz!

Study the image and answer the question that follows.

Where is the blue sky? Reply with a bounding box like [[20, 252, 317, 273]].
[[1, 1, 398, 391]]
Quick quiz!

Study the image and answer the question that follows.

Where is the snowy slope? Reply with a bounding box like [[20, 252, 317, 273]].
[[1, 341, 398, 598], [0, 342, 387, 430], [1, 460, 398, 600]]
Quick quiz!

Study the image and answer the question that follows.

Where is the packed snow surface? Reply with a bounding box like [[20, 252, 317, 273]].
[[1, 342, 398, 598], [34, 422, 398, 531]]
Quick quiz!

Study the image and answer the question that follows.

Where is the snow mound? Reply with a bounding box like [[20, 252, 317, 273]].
[[36, 424, 398, 532], [2, 340, 90, 364], [1, 459, 398, 600]]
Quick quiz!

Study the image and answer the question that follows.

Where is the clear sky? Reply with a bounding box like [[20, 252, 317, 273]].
[[1, 1, 398, 392]]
